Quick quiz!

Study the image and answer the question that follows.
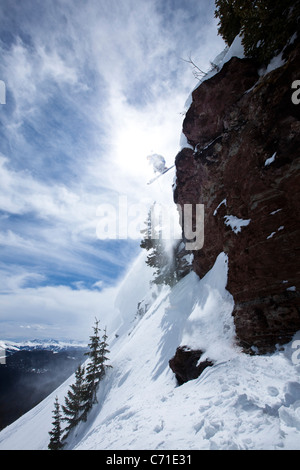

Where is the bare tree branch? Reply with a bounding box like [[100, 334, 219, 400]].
[[181, 54, 207, 79]]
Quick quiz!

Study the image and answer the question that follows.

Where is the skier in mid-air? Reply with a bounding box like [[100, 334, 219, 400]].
[[146, 153, 175, 185], [147, 154, 167, 174]]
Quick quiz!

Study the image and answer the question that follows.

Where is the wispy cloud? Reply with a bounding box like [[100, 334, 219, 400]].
[[0, 0, 225, 339], [0, 282, 121, 341]]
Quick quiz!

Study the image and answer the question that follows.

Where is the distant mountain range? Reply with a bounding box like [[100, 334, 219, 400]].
[[1, 339, 87, 353], [0, 340, 88, 431]]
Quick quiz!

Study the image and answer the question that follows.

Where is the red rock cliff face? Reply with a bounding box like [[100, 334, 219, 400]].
[[174, 43, 300, 353]]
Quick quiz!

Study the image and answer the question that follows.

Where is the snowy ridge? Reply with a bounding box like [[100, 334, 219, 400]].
[[0, 250, 300, 450], [0, 339, 87, 352]]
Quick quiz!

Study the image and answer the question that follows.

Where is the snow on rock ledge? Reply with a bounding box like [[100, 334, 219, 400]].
[[169, 252, 237, 384], [175, 39, 300, 353]]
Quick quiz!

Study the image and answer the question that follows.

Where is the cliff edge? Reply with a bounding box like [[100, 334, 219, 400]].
[[174, 40, 300, 353]]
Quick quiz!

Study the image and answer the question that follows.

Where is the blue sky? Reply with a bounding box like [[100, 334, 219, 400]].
[[0, 0, 225, 341]]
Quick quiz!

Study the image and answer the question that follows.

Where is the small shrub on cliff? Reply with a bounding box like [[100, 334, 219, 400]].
[[215, 0, 300, 64]]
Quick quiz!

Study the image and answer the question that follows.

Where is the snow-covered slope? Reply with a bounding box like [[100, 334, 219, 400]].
[[0, 247, 300, 450]]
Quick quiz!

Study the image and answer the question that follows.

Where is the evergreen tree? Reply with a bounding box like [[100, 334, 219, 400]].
[[85, 319, 112, 409], [99, 327, 112, 379], [140, 205, 175, 286], [140, 207, 154, 252], [140, 207, 192, 287], [148, 238, 178, 287], [215, 0, 300, 65], [62, 364, 87, 436], [48, 396, 64, 450], [214, 0, 242, 47]]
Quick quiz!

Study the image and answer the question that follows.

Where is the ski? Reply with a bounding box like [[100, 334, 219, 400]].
[[147, 165, 175, 185]]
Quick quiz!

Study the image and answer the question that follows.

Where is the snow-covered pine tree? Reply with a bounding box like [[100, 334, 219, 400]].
[[140, 206, 174, 286], [84, 318, 107, 409], [62, 364, 87, 436], [140, 206, 154, 251], [146, 234, 177, 287], [140, 208, 192, 287], [99, 326, 112, 379], [48, 396, 64, 450]]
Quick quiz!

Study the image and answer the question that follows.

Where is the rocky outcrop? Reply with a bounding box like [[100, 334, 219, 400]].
[[169, 347, 213, 385], [174, 42, 300, 353]]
